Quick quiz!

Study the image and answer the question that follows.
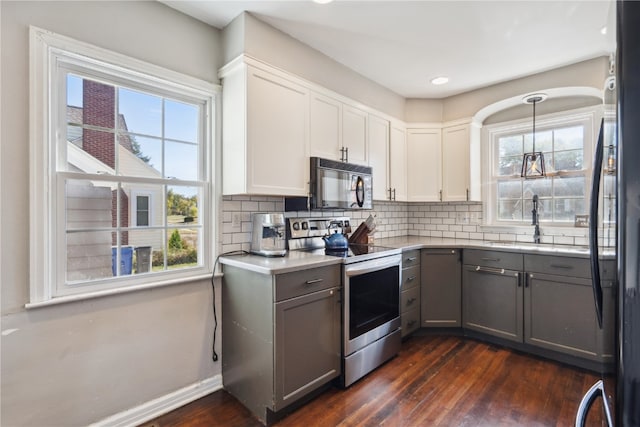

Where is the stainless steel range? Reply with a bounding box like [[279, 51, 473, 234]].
[[286, 217, 402, 387]]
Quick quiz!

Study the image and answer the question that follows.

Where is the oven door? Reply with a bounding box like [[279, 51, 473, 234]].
[[343, 254, 401, 356]]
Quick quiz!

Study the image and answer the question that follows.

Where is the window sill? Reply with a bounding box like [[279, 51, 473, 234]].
[[25, 272, 223, 310], [479, 224, 589, 236]]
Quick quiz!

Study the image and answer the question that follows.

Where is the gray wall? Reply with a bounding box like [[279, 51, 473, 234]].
[[224, 12, 407, 120], [1, 2, 224, 425], [442, 57, 609, 122]]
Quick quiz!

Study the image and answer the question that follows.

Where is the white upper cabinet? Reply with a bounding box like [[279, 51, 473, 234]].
[[342, 104, 368, 165], [368, 114, 390, 201], [389, 123, 407, 202], [442, 124, 471, 201], [309, 92, 342, 160], [407, 128, 442, 202], [220, 61, 309, 196]]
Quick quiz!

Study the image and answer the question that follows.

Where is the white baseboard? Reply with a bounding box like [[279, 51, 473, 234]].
[[90, 375, 223, 427]]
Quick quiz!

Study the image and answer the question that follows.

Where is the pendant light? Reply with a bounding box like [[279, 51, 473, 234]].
[[521, 93, 548, 179]]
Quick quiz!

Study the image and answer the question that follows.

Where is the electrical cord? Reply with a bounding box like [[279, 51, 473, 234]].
[[211, 250, 249, 362]]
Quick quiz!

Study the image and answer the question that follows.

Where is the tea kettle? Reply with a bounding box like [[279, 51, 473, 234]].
[[322, 221, 349, 251]]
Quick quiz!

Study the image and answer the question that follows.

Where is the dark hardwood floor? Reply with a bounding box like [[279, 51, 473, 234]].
[[142, 334, 604, 426]]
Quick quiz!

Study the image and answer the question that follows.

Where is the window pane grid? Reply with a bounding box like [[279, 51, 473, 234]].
[[494, 121, 589, 225], [62, 70, 207, 286]]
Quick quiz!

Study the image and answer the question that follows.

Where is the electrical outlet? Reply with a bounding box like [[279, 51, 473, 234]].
[[232, 213, 242, 227], [574, 214, 589, 228]]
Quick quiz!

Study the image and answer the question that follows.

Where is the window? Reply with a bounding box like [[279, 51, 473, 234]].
[[133, 194, 151, 227], [484, 108, 598, 226], [29, 27, 218, 304]]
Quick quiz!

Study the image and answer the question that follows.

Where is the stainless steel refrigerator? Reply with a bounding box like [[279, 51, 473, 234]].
[[577, 1, 640, 426]]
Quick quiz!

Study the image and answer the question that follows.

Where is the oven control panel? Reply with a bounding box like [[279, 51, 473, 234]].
[[287, 217, 351, 239]]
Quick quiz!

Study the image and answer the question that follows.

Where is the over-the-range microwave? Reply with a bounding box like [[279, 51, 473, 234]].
[[285, 157, 373, 211]]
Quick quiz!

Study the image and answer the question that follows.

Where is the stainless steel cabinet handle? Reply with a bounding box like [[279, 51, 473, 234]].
[[406, 257, 417, 262], [475, 265, 505, 275], [550, 264, 573, 269], [392, 188, 396, 201], [407, 320, 417, 328], [481, 257, 501, 262], [407, 297, 416, 305], [406, 276, 416, 282], [439, 190, 443, 201], [466, 188, 469, 201], [305, 278, 324, 285], [517, 272, 523, 287], [524, 273, 533, 288]]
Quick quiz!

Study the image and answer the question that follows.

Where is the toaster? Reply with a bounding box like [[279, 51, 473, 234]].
[[250, 213, 287, 257]]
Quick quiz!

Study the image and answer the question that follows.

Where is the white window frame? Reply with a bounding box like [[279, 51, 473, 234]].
[[482, 105, 602, 229], [29, 26, 219, 306]]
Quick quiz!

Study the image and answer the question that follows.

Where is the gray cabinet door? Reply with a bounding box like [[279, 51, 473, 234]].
[[463, 265, 523, 342], [524, 272, 599, 360], [421, 249, 461, 327], [274, 287, 341, 411]]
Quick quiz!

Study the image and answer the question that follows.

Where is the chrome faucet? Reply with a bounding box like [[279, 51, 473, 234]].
[[532, 194, 541, 244]]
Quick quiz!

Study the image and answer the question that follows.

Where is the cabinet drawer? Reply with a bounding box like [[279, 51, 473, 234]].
[[275, 265, 341, 302], [525, 254, 590, 278], [401, 307, 420, 337], [401, 286, 420, 313], [402, 250, 420, 268], [401, 265, 420, 291], [463, 249, 523, 271]]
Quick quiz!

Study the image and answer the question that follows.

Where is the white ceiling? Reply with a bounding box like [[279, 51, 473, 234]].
[[161, 0, 616, 99]]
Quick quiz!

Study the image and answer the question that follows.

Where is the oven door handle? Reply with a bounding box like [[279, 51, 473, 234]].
[[344, 256, 401, 276]]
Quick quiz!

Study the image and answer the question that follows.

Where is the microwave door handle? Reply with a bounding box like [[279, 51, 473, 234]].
[[589, 118, 605, 328], [355, 176, 365, 207]]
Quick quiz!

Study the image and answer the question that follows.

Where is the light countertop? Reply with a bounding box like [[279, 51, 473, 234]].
[[219, 237, 614, 275]]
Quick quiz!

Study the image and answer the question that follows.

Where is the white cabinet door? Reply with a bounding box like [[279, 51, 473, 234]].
[[442, 124, 470, 201], [309, 92, 341, 161], [389, 123, 407, 202], [368, 114, 390, 201], [244, 66, 309, 196], [342, 105, 368, 165], [407, 128, 442, 202], [222, 64, 310, 196]]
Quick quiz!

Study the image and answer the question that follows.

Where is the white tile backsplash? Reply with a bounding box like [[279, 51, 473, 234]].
[[221, 197, 597, 253]]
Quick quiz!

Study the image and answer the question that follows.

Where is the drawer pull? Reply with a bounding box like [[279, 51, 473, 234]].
[[406, 256, 417, 262], [407, 320, 417, 328], [407, 297, 416, 306], [475, 265, 505, 275], [406, 276, 416, 282], [305, 278, 324, 285], [481, 257, 501, 262], [550, 264, 573, 269]]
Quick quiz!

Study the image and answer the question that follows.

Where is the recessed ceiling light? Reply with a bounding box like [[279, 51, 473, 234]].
[[430, 76, 449, 85], [312, 0, 334, 4], [601, 25, 608, 35]]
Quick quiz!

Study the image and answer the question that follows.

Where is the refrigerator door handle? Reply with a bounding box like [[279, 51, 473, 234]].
[[575, 380, 613, 427], [589, 118, 605, 328]]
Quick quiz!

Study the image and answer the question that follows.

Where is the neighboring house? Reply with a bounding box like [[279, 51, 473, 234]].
[[66, 80, 164, 279]]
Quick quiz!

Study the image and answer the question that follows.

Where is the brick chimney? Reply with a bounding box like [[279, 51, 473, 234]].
[[82, 80, 115, 168]]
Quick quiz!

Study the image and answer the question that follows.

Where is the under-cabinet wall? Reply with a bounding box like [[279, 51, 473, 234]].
[[221, 198, 593, 254]]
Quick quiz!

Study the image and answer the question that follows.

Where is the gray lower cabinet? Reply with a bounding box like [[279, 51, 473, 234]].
[[400, 250, 421, 337], [462, 249, 615, 365], [420, 248, 461, 327], [462, 249, 524, 342], [222, 264, 341, 424], [524, 254, 616, 363]]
